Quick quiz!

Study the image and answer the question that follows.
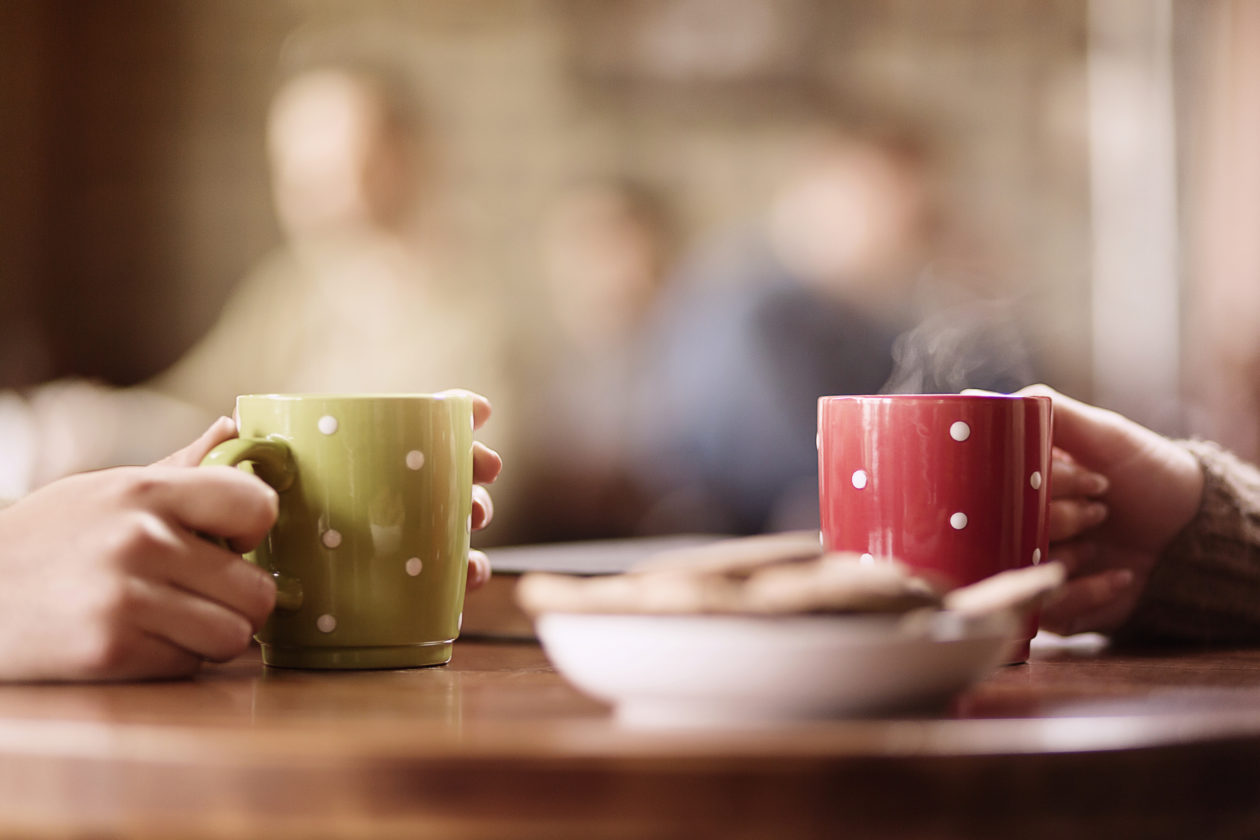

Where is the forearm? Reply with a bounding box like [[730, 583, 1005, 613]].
[[0, 392, 37, 501], [27, 380, 212, 485], [1118, 440, 1260, 644]]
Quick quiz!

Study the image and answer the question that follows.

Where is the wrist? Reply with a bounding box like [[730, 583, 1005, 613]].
[[1160, 438, 1206, 547], [1117, 438, 1260, 643]]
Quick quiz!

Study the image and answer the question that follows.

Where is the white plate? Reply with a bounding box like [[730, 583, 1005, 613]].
[[537, 611, 1015, 726]]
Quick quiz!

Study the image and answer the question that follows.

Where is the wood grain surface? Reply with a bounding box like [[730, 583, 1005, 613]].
[[2, 620, 1260, 837]]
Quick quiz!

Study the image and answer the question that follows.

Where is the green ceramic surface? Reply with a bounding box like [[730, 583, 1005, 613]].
[[202, 393, 475, 670]]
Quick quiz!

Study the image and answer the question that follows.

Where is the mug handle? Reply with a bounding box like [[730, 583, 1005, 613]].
[[201, 437, 303, 612]]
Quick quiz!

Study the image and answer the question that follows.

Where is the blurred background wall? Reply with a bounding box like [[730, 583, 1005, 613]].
[[0, 1, 1089, 382], [1, 0, 1257, 465]]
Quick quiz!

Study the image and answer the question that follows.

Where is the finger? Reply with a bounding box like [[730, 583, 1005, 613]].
[[1047, 498, 1108, 541], [967, 386, 1118, 488], [473, 442, 502, 485], [128, 577, 258, 663], [1044, 539, 1099, 577], [1052, 594, 1139, 637], [79, 627, 204, 682], [129, 636, 205, 681], [471, 485, 494, 531], [161, 536, 277, 632], [154, 417, 237, 468], [137, 466, 278, 549], [1049, 458, 1109, 499], [1052, 446, 1080, 467], [436, 389, 492, 430], [1038, 569, 1135, 635], [466, 549, 492, 591]]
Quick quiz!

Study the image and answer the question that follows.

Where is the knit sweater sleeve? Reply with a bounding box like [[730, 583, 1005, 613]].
[[1117, 439, 1260, 644]]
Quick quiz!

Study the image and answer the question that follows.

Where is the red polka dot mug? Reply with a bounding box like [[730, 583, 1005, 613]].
[[818, 394, 1052, 663]]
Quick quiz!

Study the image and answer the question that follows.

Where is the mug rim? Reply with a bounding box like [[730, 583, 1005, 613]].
[[237, 392, 466, 401], [818, 393, 1049, 403]]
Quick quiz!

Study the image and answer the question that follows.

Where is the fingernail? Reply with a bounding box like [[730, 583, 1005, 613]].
[[1085, 502, 1108, 524], [1084, 473, 1109, 495], [1111, 568, 1135, 590]]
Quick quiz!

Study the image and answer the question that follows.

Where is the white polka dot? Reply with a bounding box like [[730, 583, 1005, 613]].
[[950, 512, 969, 530], [1032, 548, 1042, 565], [318, 415, 339, 435], [322, 529, 342, 549], [851, 469, 868, 490], [950, 421, 971, 442], [859, 553, 875, 565], [406, 450, 425, 470], [405, 557, 423, 576], [316, 614, 336, 633], [1030, 471, 1043, 490]]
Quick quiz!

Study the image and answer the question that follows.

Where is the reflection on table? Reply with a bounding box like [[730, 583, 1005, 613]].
[[2, 632, 1260, 838]]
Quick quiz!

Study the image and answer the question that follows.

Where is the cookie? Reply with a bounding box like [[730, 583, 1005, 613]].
[[631, 530, 824, 578], [516, 544, 942, 617], [740, 554, 942, 614], [516, 570, 745, 616], [942, 561, 1066, 617]]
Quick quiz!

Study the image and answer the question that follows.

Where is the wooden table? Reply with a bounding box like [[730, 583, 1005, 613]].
[[2, 632, 1260, 839]]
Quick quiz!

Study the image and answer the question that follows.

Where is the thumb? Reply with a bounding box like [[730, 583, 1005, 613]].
[[154, 417, 238, 468], [1015, 384, 1147, 473], [966, 385, 1130, 468], [435, 389, 492, 430]]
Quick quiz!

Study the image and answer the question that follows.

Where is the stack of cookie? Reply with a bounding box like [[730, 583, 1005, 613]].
[[516, 531, 1063, 622]]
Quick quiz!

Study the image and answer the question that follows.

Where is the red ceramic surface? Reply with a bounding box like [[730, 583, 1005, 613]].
[[818, 395, 1052, 662]]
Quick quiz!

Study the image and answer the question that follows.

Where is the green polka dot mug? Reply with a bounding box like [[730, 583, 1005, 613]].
[[202, 393, 475, 669]]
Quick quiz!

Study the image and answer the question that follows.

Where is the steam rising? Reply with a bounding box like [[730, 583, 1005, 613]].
[[880, 298, 1035, 394]]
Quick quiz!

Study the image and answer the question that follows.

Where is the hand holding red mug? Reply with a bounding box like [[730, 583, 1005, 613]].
[[1017, 384, 1204, 636]]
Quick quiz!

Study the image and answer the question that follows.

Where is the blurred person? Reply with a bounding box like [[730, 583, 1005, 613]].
[[0, 393, 501, 682], [0, 61, 502, 501], [636, 123, 1037, 535], [506, 179, 676, 541], [1026, 384, 1260, 645]]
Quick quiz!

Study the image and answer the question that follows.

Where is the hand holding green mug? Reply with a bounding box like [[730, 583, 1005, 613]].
[[202, 391, 502, 670]]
